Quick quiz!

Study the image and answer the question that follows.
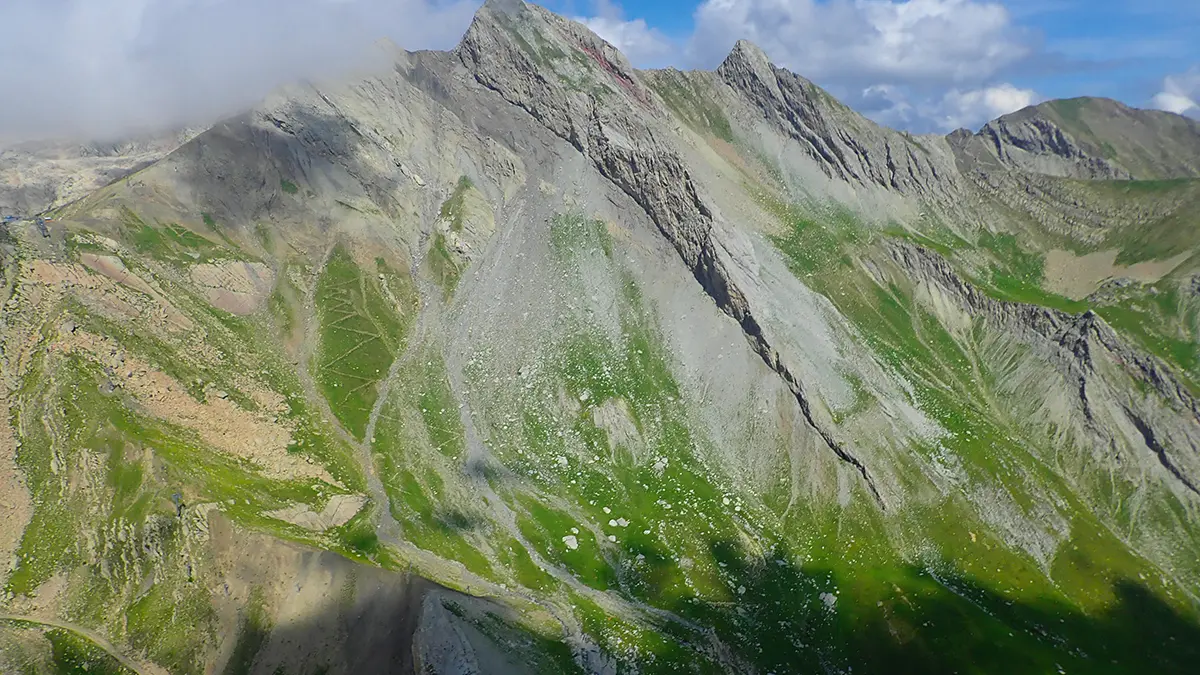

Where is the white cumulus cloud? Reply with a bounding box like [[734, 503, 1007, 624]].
[[579, 16, 675, 66], [682, 0, 1039, 131], [861, 82, 1037, 131], [937, 83, 1038, 129], [1152, 67, 1200, 117], [688, 0, 1033, 85], [577, 0, 675, 67], [0, 0, 480, 142]]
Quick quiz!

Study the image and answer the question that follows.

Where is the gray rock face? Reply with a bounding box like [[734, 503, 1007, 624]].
[[459, 0, 893, 505], [960, 114, 1130, 180], [887, 240, 1200, 499], [456, 0, 711, 265], [716, 40, 962, 201], [951, 97, 1200, 180]]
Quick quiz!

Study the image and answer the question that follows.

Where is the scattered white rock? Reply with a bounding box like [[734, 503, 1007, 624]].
[[562, 535, 579, 550], [820, 592, 838, 610]]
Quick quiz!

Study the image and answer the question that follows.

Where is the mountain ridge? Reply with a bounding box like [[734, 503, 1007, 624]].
[[2, 1, 1200, 673]]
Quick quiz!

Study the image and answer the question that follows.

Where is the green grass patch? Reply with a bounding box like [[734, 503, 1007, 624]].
[[516, 498, 617, 591], [221, 590, 271, 675], [549, 213, 612, 259], [1094, 178, 1194, 194], [881, 223, 967, 259], [427, 232, 463, 299], [978, 231, 1043, 284], [1099, 304, 1199, 375], [45, 629, 136, 675], [330, 504, 381, 561], [313, 245, 405, 438], [439, 176, 473, 232], [1076, 178, 1200, 264], [125, 576, 213, 675], [767, 200, 863, 275], [417, 362, 465, 459], [375, 459, 494, 579], [985, 272, 1089, 313], [367, 351, 493, 580], [280, 179, 299, 195], [120, 208, 245, 264], [645, 70, 735, 143]]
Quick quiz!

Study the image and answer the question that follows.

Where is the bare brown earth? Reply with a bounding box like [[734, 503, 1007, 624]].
[[1043, 248, 1192, 298], [53, 330, 338, 486], [0, 390, 32, 586], [189, 261, 276, 315], [26, 258, 193, 331]]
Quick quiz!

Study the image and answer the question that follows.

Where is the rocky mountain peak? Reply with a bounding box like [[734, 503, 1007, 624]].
[[456, 0, 651, 114], [951, 95, 1200, 180], [714, 39, 962, 202], [720, 39, 774, 78], [6, 2, 1200, 673]]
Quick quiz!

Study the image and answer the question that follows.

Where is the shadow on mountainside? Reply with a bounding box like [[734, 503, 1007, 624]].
[[209, 530, 1200, 675], [5, 517, 1199, 675], [619, 535, 1200, 675]]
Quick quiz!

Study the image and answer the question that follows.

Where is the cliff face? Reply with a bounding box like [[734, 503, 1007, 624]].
[[3, 1, 1200, 673], [716, 40, 963, 201]]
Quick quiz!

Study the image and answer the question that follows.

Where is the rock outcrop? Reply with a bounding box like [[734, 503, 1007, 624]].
[[458, 0, 887, 505], [887, 240, 1200, 497], [950, 97, 1200, 180]]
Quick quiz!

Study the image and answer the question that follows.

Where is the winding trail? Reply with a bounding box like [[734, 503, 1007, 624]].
[[0, 614, 155, 675], [295, 242, 402, 542]]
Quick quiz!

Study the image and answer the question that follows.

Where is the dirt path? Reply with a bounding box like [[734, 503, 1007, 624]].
[[298, 227, 729, 668], [0, 614, 158, 675], [294, 242, 400, 542]]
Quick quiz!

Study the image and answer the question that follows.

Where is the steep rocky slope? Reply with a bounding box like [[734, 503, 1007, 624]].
[[2, 1, 1199, 673]]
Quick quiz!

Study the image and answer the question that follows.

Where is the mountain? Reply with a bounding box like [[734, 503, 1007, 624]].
[[951, 97, 1200, 180], [0, 128, 199, 217], [2, 1, 1199, 673]]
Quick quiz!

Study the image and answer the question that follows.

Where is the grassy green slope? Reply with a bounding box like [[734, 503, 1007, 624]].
[[761, 198, 1200, 672], [313, 245, 409, 439]]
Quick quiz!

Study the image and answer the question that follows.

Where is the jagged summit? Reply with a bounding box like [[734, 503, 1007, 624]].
[[951, 95, 1200, 180], [721, 39, 773, 72]]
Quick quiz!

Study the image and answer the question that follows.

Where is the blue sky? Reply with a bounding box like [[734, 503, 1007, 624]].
[[1, 0, 1196, 139], [554, 0, 1200, 132]]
